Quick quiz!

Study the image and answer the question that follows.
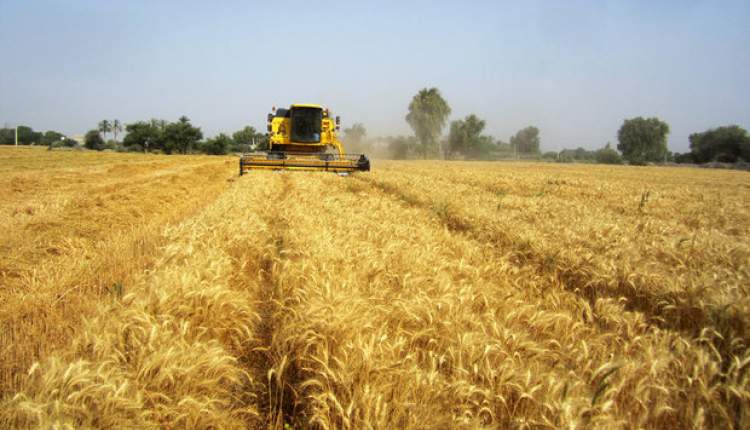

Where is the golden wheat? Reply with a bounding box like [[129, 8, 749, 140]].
[[1, 148, 748, 429], [0, 147, 234, 397]]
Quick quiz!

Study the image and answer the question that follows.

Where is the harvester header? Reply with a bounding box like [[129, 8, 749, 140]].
[[239, 104, 370, 174]]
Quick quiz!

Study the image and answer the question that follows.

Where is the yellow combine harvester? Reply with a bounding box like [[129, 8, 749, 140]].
[[239, 104, 370, 174]]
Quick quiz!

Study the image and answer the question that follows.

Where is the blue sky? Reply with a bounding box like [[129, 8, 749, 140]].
[[1, 0, 748, 152]]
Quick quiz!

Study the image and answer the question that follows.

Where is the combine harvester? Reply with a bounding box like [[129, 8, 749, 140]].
[[240, 104, 370, 174]]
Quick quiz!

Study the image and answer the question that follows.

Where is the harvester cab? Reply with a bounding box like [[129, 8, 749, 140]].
[[239, 104, 370, 174]]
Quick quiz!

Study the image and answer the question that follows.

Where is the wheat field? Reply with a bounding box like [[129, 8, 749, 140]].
[[0, 146, 748, 429]]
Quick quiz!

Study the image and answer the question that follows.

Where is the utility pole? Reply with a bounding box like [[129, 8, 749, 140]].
[[15, 126, 18, 146]]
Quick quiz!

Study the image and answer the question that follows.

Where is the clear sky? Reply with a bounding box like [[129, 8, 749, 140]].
[[1, 0, 748, 152]]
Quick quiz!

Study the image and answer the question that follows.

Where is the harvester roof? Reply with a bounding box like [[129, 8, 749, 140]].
[[290, 103, 323, 109]]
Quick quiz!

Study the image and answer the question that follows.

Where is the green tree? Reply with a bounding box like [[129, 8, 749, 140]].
[[232, 126, 266, 152], [342, 123, 369, 153], [557, 147, 597, 162], [162, 116, 203, 154], [448, 114, 494, 159], [689, 125, 749, 163], [595, 143, 623, 164], [495, 140, 514, 158], [616, 117, 669, 165], [15, 126, 42, 145], [203, 133, 232, 155], [405, 87, 451, 158], [98, 120, 112, 141], [84, 130, 105, 150], [575, 147, 596, 160], [112, 119, 123, 143], [673, 152, 695, 164], [510, 126, 541, 155], [41, 131, 65, 147], [557, 151, 575, 163], [123, 120, 163, 152], [0, 128, 14, 145]]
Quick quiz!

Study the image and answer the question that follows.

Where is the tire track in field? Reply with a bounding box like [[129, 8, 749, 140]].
[[353, 175, 749, 362], [232, 173, 308, 429], [256, 173, 300, 429]]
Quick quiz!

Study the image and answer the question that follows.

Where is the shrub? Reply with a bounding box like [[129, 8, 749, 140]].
[[202, 134, 232, 155], [84, 130, 105, 151], [596, 146, 623, 164]]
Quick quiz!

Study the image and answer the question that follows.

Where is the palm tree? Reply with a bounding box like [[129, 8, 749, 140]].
[[112, 119, 122, 143], [98, 120, 112, 141]]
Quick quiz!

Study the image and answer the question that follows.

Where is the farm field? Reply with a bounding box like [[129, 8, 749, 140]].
[[1, 146, 749, 429]]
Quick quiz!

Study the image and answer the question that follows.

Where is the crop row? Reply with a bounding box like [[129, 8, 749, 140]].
[[256, 172, 745, 428], [359, 165, 750, 351]]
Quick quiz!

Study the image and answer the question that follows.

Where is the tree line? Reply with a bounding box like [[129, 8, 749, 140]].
[[0, 126, 77, 147], [86, 116, 268, 155], [3, 95, 748, 164], [0, 118, 268, 155], [380, 87, 750, 165]]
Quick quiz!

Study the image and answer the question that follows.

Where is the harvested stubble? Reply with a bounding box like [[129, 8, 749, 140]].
[[1, 149, 748, 429], [3, 166, 270, 427], [0, 147, 235, 397]]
